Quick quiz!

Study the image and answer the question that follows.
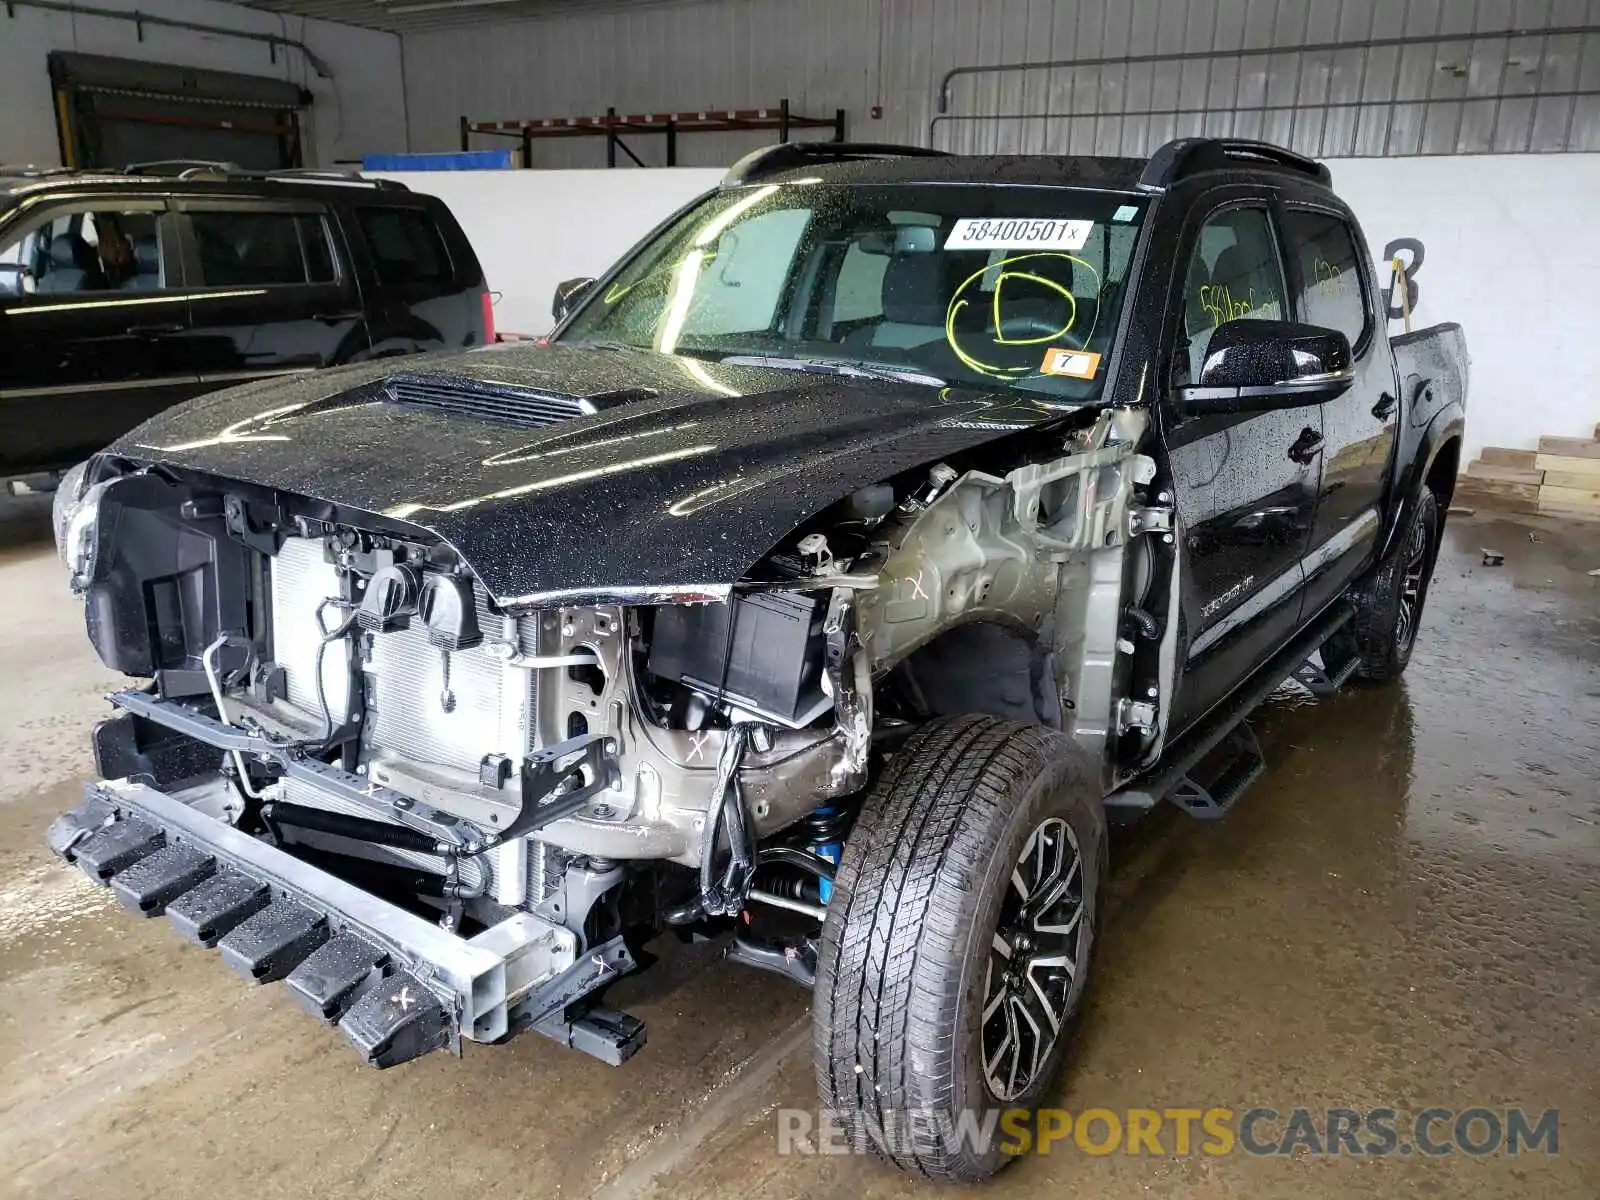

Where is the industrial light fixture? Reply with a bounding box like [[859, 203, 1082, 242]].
[[384, 0, 527, 14]]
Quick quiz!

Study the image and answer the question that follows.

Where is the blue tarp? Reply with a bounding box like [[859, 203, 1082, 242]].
[[362, 150, 512, 172]]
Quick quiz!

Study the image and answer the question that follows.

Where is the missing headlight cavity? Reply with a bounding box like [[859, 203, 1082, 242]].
[[647, 591, 830, 728]]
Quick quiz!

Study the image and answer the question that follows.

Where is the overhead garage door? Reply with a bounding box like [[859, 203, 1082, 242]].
[[48, 51, 310, 171]]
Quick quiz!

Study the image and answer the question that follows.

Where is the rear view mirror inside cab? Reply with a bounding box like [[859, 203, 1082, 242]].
[[855, 226, 937, 256]]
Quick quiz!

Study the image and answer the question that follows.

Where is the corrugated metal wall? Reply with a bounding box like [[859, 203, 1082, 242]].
[[403, 0, 1600, 166]]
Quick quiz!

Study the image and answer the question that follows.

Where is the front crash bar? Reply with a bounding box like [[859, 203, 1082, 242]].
[[50, 780, 588, 1062], [44, 778, 639, 1065]]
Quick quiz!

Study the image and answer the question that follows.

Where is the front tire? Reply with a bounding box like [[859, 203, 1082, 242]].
[[812, 715, 1106, 1181]]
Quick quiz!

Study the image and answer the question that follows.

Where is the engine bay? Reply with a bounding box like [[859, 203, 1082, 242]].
[[57, 401, 1164, 1011]]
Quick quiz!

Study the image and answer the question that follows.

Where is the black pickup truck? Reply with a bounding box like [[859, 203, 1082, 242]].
[[46, 138, 1465, 1183], [0, 163, 490, 486]]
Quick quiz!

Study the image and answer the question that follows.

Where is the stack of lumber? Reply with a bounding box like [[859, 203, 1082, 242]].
[[1456, 426, 1600, 519]]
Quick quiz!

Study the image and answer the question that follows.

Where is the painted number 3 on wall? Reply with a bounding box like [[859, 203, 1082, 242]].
[[1383, 237, 1424, 321]]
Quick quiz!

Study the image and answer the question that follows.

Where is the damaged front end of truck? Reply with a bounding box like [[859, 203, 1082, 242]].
[[44, 352, 1169, 1069]]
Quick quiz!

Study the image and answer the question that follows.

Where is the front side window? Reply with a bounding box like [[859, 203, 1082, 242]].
[[1180, 206, 1289, 381], [190, 210, 335, 287], [0, 206, 165, 296], [559, 183, 1149, 403], [1282, 208, 1370, 349]]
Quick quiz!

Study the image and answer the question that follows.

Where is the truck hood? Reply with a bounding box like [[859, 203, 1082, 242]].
[[113, 343, 1065, 606]]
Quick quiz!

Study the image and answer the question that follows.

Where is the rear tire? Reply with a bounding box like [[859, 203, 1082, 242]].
[[813, 715, 1106, 1181], [1334, 486, 1441, 683]]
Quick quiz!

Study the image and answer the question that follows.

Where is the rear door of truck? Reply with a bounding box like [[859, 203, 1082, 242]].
[[1276, 189, 1400, 617]]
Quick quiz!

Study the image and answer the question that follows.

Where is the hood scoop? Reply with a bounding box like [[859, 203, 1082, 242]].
[[384, 373, 657, 430]]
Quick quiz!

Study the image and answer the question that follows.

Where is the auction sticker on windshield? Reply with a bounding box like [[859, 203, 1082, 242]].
[[1041, 347, 1102, 380], [945, 218, 1094, 251]]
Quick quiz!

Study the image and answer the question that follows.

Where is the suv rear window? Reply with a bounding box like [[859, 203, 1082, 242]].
[[357, 207, 451, 286], [190, 210, 335, 286]]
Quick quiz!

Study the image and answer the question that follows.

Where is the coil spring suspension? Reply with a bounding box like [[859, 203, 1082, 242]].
[[795, 804, 852, 902]]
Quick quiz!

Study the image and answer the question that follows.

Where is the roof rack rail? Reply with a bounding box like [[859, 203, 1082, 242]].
[[1139, 138, 1332, 190], [723, 141, 952, 186], [119, 160, 407, 191], [0, 164, 82, 179], [123, 159, 244, 178], [262, 167, 409, 190]]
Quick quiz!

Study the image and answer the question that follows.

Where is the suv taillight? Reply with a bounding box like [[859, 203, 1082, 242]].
[[481, 291, 496, 343]]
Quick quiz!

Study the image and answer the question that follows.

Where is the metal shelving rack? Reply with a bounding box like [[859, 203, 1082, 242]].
[[458, 97, 846, 167]]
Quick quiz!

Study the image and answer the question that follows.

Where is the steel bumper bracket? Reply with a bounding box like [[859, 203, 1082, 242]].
[[46, 777, 585, 1067]]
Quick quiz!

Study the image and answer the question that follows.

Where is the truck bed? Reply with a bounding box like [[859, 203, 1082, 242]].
[[1393, 321, 1469, 428]]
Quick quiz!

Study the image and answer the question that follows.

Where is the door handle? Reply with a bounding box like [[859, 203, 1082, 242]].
[[1287, 426, 1325, 465], [126, 322, 184, 336], [1371, 392, 1398, 419], [312, 310, 363, 324]]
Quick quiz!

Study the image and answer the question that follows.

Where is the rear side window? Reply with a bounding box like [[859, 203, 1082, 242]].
[[357, 206, 452, 286], [1282, 209, 1370, 349], [190, 210, 335, 286]]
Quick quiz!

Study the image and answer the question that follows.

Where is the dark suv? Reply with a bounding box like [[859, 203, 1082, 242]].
[[0, 164, 490, 483]]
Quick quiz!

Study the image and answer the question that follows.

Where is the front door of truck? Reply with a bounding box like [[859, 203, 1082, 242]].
[[1161, 196, 1322, 734]]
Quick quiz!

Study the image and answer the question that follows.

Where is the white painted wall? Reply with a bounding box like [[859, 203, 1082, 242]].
[[388, 153, 1598, 459], [0, 0, 407, 168], [371, 168, 724, 337], [1332, 153, 1600, 460]]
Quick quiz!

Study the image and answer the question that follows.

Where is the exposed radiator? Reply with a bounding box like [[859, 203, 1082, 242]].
[[269, 537, 350, 717], [264, 538, 563, 907], [366, 586, 525, 775], [269, 538, 536, 775]]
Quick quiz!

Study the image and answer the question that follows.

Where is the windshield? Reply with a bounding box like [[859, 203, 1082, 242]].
[[557, 182, 1147, 402]]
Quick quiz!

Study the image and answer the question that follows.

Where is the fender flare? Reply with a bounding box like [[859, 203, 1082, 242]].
[[1377, 402, 1464, 564]]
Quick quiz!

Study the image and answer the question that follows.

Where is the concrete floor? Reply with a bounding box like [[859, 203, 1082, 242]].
[[0, 492, 1594, 1200]]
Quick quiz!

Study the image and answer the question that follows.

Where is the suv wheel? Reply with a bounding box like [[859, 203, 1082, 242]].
[[813, 715, 1106, 1181], [1335, 486, 1441, 683]]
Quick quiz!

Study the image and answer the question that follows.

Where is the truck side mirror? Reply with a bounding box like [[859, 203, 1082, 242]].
[[552, 276, 596, 323], [1179, 320, 1354, 416]]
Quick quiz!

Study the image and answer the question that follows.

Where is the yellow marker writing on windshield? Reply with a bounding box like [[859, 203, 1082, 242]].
[[944, 252, 1103, 379]]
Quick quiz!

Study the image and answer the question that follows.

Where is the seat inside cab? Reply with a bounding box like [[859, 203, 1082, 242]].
[[831, 221, 1101, 364]]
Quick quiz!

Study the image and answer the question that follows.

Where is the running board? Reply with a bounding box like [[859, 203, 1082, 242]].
[[1291, 641, 1360, 697], [1166, 723, 1265, 821], [1111, 600, 1355, 820]]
